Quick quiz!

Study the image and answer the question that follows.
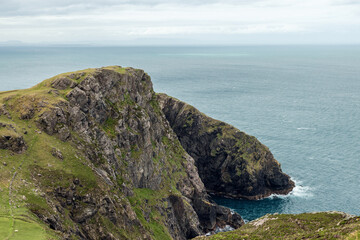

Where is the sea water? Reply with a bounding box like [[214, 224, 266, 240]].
[[1, 46, 359, 222]]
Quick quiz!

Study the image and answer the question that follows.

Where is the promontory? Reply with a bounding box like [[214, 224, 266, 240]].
[[0, 66, 295, 239]]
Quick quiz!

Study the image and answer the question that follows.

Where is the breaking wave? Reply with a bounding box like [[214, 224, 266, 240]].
[[267, 179, 313, 200]]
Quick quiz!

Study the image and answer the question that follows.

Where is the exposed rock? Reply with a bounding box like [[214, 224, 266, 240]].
[[51, 147, 63, 160], [0, 66, 296, 239], [157, 93, 294, 200], [0, 104, 11, 119], [169, 195, 202, 238], [10, 95, 49, 120], [0, 123, 27, 153], [0, 135, 26, 153], [37, 102, 70, 141], [32, 67, 244, 239], [51, 77, 74, 90]]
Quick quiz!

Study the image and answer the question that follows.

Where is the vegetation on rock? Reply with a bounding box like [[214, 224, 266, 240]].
[[157, 93, 294, 200], [1, 66, 357, 240], [195, 212, 360, 240], [0, 66, 242, 239]]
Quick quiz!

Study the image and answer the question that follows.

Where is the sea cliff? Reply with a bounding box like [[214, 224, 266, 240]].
[[0, 66, 294, 239]]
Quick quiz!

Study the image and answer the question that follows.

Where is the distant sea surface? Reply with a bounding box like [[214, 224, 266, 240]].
[[1, 46, 359, 222]]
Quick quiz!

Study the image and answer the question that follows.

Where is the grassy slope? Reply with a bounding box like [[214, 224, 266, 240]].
[[0, 102, 93, 240], [0, 67, 125, 239], [0, 66, 192, 239], [0, 77, 65, 239], [195, 212, 360, 240]]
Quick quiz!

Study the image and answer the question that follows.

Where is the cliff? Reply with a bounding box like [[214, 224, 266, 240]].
[[157, 94, 294, 200], [0, 66, 291, 239]]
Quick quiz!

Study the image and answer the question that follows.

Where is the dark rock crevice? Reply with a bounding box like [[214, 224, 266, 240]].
[[157, 93, 294, 200], [0, 122, 27, 153]]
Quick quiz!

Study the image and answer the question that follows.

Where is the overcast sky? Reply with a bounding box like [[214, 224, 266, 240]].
[[1, 0, 360, 45]]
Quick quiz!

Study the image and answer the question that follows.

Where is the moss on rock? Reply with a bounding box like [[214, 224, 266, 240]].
[[195, 212, 360, 240], [157, 93, 294, 200]]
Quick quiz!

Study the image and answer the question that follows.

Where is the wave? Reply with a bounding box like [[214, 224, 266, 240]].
[[297, 127, 316, 130], [159, 53, 249, 57], [267, 179, 313, 200]]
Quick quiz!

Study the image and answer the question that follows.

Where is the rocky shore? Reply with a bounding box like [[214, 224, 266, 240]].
[[0, 66, 294, 239]]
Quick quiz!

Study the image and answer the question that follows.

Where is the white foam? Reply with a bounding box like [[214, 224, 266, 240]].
[[266, 179, 313, 199], [289, 180, 314, 198], [297, 127, 316, 130]]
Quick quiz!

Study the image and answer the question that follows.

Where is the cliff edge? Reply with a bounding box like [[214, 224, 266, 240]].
[[157, 93, 294, 200], [0, 66, 293, 239]]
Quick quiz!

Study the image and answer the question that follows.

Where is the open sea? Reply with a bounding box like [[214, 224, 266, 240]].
[[0, 46, 359, 222]]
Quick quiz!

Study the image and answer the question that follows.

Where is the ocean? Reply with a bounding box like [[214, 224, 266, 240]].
[[0, 46, 359, 222]]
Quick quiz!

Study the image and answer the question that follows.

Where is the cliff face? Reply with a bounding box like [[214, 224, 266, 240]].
[[157, 94, 294, 200], [0, 67, 243, 240]]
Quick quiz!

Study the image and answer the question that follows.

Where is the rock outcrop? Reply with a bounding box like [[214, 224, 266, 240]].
[[0, 122, 27, 153], [157, 93, 294, 200], [0, 66, 293, 239]]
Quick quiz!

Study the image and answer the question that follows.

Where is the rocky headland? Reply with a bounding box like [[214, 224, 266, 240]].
[[157, 94, 294, 200], [0, 66, 295, 239]]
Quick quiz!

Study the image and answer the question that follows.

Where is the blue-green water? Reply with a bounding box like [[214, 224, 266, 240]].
[[1, 46, 359, 222]]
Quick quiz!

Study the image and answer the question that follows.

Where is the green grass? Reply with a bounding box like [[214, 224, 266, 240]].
[[0, 214, 56, 240], [196, 212, 360, 240], [0, 91, 97, 239], [102, 117, 117, 137], [103, 66, 127, 74], [0, 188, 58, 240], [0, 66, 189, 239], [128, 189, 172, 240]]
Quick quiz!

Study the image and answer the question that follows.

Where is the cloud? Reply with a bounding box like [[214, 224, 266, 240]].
[[0, 0, 264, 16], [0, 0, 359, 44]]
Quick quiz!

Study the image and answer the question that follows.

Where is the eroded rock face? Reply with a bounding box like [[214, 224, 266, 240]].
[[2, 66, 295, 239], [0, 123, 27, 153], [157, 93, 294, 200], [51, 77, 76, 90], [34, 67, 242, 239]]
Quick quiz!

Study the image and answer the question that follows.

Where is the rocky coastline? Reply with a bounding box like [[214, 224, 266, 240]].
[[0, 66, 294, 239]]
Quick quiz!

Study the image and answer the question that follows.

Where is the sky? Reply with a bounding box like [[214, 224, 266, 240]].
[[0, 0, 360, 45]]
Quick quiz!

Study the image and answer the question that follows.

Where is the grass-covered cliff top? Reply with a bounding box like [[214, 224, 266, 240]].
[[0, 66, 221, 239], [0, 66, 142, 239], [0, 66, 132, 121], [195, 212, 360, 240]]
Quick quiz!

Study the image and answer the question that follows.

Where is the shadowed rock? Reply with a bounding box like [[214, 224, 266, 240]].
[[34, 67, 243, 239], [0, 123, 27, 153], [157, 93, 294, 200]]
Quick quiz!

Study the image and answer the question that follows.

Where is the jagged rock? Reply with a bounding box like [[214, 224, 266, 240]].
[[0, 66, 296, 240], [0, 123, 27, 153], [37, 103, 70, 141], [19, 106, 35, 120], [52, 67, 242, 237], [157, 93, 294, 200], [51, 77, 74, 90], [51, 147, 63, 160], [169, 195, 202, 238], [0, 104, 11, 119]]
